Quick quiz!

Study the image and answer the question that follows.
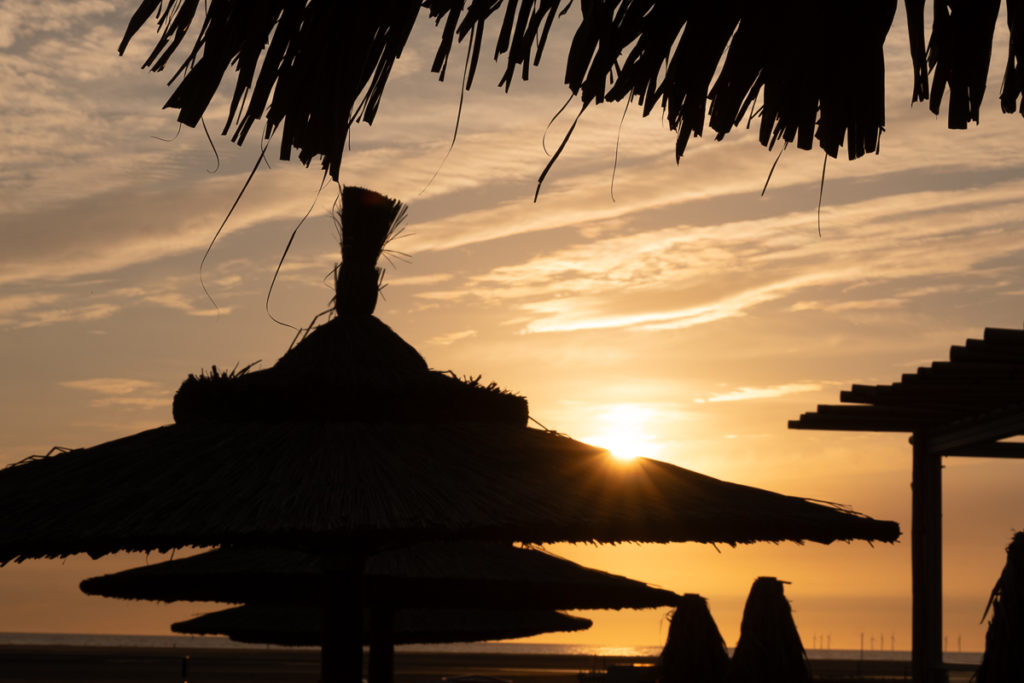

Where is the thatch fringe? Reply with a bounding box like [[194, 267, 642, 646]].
[[913, 1, 1001, 127], [726, 577, 809, 683], [976, 531, 1024, 683], [123, 1, 1024, 183], [658, 594, 729, 683]]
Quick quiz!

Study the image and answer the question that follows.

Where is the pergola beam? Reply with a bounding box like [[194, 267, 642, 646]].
[[789, 327, 1024, 683], [940, 442, 1024, 458], [923, 412, 1024, 455]]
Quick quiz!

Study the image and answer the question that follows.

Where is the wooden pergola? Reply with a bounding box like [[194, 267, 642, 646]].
[[789, 326, 1024, 683]]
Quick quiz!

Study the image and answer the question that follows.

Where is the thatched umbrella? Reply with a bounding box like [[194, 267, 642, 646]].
[[171, 604, 592, 646], [976, 532, 1024, 683], [0, 188, 897, 682], [726, 577, 809, 683], [82, 541, 677, 683], [658, 594, 729, 683], [118, 2, 1016, 182], [79, 541, 682, 610]]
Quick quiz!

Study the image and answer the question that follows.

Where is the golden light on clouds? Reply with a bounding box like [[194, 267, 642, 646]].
[[584, 404, 661, 462]]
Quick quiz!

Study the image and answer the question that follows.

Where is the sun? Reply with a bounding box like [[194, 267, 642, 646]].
[[584, 405, 662, 462]]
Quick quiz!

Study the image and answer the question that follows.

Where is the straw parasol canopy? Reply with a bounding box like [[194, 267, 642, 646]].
[[80, 541, 682, 610], [726, 577, 809, 683], [118, 2, 1016, 181], [82, 541, 655, 683], [171, 604, 592, 646], [0, 187, 897, 682], [975, 532, 1024, 683], [657, 594, 729, 683], [0, 194, 898, 559]]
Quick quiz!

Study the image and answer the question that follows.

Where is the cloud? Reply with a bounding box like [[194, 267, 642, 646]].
[[428, 329, 476, 345], [59, 377, 168, 411], [17, 303, 119, 328], [59, 378, 159, 395], [695, 383, 826, 404], [0, 1, 115, 48]]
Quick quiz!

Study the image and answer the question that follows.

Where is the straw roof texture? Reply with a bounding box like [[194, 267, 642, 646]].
[[118, 2, 1019, 181], [976, 532, 1024, 683], [658, 594, 728, 683], [0, 417, 899, 563], [726, 577, 809, 683], [171, 604, 591, 646], [0, 186, 898, 565], [80, 541, 681, 610]]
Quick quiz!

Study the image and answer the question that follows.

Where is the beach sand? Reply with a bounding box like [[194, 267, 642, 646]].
[[0, 645, 978, 682]]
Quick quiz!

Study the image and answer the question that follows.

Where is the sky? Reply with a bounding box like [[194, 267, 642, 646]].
[[2, 0, 1024, 654]]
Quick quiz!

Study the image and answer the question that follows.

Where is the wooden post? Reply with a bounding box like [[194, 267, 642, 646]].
[[368, 606, 395, 683], [911, 437, 946, 683], [322, 550, 366, 683]]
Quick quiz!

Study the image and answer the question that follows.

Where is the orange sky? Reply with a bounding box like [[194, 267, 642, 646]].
[[2, 1, 1024, 653]]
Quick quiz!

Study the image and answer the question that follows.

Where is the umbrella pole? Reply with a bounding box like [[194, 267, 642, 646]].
[[322, 550, 367, 683], [368, 605, 395, 683]]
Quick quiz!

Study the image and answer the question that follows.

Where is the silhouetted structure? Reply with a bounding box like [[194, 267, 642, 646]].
[[81, 542, 681, 610], [658, 594, 729, 683], [726, 577, 809, 683], [976, 532, 1024, 683], [172, 604, 592, 647], [82, 541, 680, 683], [0, 187, 898, 683], [118, 2, 1017, 180], [790, 326, 1024, 683]]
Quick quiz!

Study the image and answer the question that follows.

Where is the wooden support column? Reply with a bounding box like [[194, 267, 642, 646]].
[[322, 549, 367, 683], [911, 437, 946, 683], [368, 606, 395, 683]]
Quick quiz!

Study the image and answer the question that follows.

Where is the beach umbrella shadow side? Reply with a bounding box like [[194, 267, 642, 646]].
[[976, 531, 1024, 683], [726, 577, 809, 683], [0, 188, 899, 683], [658, 594, 729, 683]]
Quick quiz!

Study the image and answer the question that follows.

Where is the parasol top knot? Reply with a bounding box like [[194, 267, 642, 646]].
[[335, 186, 406, 317]]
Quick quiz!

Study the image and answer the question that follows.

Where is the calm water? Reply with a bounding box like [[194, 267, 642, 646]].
[[0, 633, 982, 665]]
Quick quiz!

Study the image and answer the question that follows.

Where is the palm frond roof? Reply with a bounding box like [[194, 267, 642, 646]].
[[120, 1, 1016, 181]]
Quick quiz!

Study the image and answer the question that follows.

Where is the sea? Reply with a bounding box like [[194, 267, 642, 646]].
[[0, 633, 983, 665]]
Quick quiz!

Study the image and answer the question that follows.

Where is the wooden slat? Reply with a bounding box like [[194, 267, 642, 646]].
[[941, 442, 1024, 458], [923, 409, 1024, 454]]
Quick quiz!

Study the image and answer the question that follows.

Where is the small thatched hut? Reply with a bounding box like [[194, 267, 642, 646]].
[[0, 188, 897, 683], [726, 577, 809, 683], [658, 594, 729, 683], [119, 2, 1019, 180], [976, 532, 1024, 683], [171, 604, 592, 646]]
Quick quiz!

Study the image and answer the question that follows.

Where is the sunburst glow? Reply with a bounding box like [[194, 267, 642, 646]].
[[585, 404, 661, 461]]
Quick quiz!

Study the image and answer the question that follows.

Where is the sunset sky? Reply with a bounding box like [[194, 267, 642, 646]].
[[3, 1, 1024, 654]]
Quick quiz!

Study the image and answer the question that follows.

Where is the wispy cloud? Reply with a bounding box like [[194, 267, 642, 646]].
[[695, 383, 825, 403], [428, 329, 477, 345], [59, 377, 168, 410], [60, 378, 159, 395]]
